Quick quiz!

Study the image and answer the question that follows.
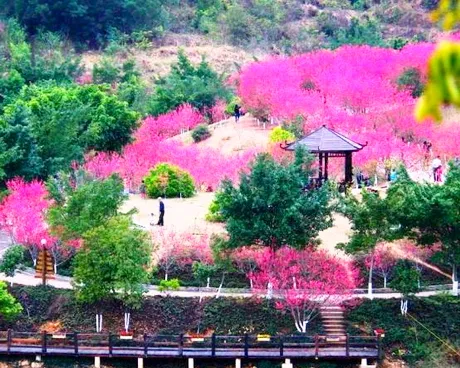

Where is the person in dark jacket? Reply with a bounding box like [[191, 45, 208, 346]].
[[234, 104, 241, 123], [157, 197, 165, 226]]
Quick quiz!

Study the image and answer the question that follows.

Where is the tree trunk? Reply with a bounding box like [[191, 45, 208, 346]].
[[453, 264, 458, 296], [96, 313, 103, 333], [216, 273, 225, 298], [368, 255, 374, 298], [383, 275, 387, 289], [164, 271, 168, 281], [124, 312, 130, 333], [206, 277, 210, 288], [54, 262, 57, 275], [400, 299, 408, 316]]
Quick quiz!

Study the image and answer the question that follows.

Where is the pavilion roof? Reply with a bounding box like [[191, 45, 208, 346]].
[[284, 125, 366, 153]]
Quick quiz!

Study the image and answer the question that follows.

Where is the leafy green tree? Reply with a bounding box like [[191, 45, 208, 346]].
[[149, 50, 231, 115], [0, 281, 22, 321], [48, 175, 125, 240], [144, 163, 195, 198], [73, 216, 150, 308], [386, 163, 460, 295], [0, 245, 25, 277], [0, 85, 139, 182], [217, 149, 333, 250], [0, 0, 168, 47]]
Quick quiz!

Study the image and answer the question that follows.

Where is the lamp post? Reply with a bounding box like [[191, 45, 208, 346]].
[[40, 238, 47, 286]]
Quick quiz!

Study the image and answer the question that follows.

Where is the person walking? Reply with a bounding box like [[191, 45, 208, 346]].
[[157, 197, 165, 226], [432, 156, 442, 183], [234, 104, 241, 123]]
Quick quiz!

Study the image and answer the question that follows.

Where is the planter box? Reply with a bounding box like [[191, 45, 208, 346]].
[[120, 335, 133, 340], [257, 335, 271, 342], [190, 337, 205, 342], [52, 334, 67, 339]]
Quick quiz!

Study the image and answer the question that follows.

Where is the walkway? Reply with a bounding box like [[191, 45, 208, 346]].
[[1, 269, 454, 300]]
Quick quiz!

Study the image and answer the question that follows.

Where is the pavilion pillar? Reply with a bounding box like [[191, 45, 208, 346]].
[[345, 153, 353, 183], [324, 153, 329, 181], [318, 153, 323, 182]]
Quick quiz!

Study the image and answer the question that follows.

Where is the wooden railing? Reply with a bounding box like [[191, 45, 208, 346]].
[[0, 330, 382, 360]]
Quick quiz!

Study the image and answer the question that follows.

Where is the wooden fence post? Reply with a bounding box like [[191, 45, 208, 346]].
[[7, 329, 11, 354], [74, 332, 78, 356], [144, 333, 148, 357], [108, 333, 113, 356], [42, 331, 47, 354], [279, 336, 284, 357], [244, 334, 249, 358], [211, 333, 216, 357], [179, 334, 184, 356], [346, 334, 349, 357]]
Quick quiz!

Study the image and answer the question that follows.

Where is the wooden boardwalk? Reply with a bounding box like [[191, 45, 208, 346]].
[[0, 331, 381, 361]]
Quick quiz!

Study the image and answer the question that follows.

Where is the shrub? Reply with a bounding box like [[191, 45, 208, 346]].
[[269, 126, 295, 143], [205, 198, 224, 222], [191, 124, 211, 143], [0, 245, 25, 277], [397, 67, 425, 98], [144, 163, 195, 198], [158, 278, 180, 292]]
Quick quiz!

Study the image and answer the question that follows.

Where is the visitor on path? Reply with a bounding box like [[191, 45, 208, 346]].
[[432, 156, 443, 183], [140, 180, 146, 198], [389, 168, 398, 182], [234, 104, 241, 123], [157, 197, 165, 226]]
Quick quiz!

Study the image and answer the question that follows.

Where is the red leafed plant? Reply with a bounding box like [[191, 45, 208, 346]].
[[250, 247, 360, 333]]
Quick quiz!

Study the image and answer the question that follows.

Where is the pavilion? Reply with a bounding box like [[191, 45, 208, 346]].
[[281, 125, 367, 183]]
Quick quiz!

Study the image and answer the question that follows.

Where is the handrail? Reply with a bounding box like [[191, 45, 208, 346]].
[[1, 330, 381, 359]]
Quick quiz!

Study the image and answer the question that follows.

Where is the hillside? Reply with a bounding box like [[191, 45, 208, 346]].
[[77, 0, 439, 77]]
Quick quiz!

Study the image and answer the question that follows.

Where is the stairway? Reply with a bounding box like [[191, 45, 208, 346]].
[[320, 305, 346, 337]]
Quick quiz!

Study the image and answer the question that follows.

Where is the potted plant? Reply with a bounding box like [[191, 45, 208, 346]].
[[119, 330, 134, 340]]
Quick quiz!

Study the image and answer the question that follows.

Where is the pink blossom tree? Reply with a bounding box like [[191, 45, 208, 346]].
[[250, 247, 359, 333], [365, 243, 396, 289], [0, 179, 56, 266]]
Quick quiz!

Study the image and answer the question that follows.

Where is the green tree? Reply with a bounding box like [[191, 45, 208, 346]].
[[144, 163, 195, 198], [0, 0, 168, 47], [149, 50, 231, 115], [0, 281, 22, 321], [0, 85, 139, 182], [0, 245, 25, 277], [73, 216, 150, 308], [385, 163, 460, 295], [397, 67, 425, 98], [217, 149, 333, 250], [48, 175, 126, 240]]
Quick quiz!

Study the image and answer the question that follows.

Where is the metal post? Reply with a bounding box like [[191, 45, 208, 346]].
[[74, 332, 78, 356], [244, 334, 249, 358], [211, 333, 216, 357], [108, 333, 113, 356], [179, 334, 184, 356], [7, 329, 11, 354], [42, 331, 47, 353], [346, 333, 349, 357], [279, 336, 284, 357], [144, 333, 148, 357]]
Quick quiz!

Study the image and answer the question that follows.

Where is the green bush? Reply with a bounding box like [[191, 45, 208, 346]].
[[269, 126, 295, 143], [0, 245, 25, 277], [158, 278, 180, 292], [144, 163, 195, 198], [191, 124, 211, 143], [397, 67, 425, 98], [329, 17, 384, 48], [205, 198, 224, 223]]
